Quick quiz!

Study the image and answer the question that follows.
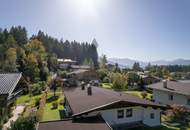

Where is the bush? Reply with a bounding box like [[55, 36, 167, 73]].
[[112, 73, 128, 91], [103, 77, 110, 83], [35, 97, 41, 108], [52, 101, 58, 109], [31, 84, 42, 96], [9, 116, 37, 130], [141, 91, 147, 99], [165, 105, 190, 123], [0, 123, 2, 130], [3, 116, 8, 123], [97, 69, 108, 81], [59, 98, 64, 105], [36, 93, 46, 121], [8, 112, 13, 118], [58, 71, 67, 78]]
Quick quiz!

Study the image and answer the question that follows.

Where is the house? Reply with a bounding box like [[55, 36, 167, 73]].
[[58, 58, 77, 70], [38, 86, 166, 130], [148, 80, 190, 108], [0, 73, 22, 123], [67, 69, 98, 81], [141, 75, 161, 85]]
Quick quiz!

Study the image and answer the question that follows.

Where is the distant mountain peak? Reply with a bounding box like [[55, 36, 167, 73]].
[[108, 58, 190, 68]]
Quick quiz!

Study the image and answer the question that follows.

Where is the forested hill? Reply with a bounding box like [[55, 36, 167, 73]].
[[32, 31, 98, 67], [0, 26, 98, 82]]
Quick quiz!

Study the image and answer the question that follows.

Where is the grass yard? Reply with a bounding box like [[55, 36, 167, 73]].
[[102, 83, 113, 89], [42, 91, 65, 121], [125, 91, 152, 100], [16, 94, 42, 106]]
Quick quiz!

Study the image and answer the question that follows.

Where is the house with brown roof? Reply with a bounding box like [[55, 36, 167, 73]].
[[149, 80, 190, 108], [141, 75, 161, 85], [38, 86, 166, 130]]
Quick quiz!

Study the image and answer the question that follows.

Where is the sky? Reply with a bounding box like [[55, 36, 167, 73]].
[[0, 0, 190, 61]]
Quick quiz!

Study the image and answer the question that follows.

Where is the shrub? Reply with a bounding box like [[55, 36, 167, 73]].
[[36, 93, 46, 121], [31, 84, 42, 96], [0, 124, 2, 130], [112, 73, 128, 91], [0, 120, 3, 130], [9, 116, 37, 130], [97, 69, 108, 81], [35, 97, 41, 108], [59, 98, 64, 105], [8, 112, 13, 118], [165, 105, 190, 123], [58, 71, 67, 78], [103, 77, 110, 83], [52, 101, 58, 109], [141, 91, 148, 99], [3, 116, 8, 123]]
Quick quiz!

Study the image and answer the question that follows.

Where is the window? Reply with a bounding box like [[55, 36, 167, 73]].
[[117, 110, 124, 119], [126, 108, 132, 117], [150, 113, 155, 119], [187, 99, 190, 105], [169, 94, 173, 101]]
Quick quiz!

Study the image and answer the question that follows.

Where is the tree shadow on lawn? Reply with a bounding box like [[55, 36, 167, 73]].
[[46, 96, 59, 103]]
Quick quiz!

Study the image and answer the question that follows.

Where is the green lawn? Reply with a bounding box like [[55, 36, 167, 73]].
[[42, 91, 64, 121], [16, 94, 42, 106], [125, 91, 152, 100], [102, 83, 113, 89]]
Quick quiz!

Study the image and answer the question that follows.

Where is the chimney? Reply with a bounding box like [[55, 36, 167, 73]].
[[87, 84, 92, 96], [163, 80, 167, 88], [81, 81, 85, 90]]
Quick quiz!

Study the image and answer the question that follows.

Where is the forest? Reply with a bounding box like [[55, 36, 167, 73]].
[[0, 26, 98, 83]]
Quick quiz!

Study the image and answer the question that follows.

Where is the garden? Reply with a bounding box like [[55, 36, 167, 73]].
[[42, 90, 64, 121]]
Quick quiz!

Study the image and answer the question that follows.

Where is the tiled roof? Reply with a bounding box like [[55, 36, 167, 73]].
[[0, 73, 22, 95], [38, 116, 111, 130], [148, 81, 190, 96], [64, 86, 166, 116]]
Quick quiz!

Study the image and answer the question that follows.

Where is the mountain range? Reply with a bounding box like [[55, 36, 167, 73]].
[[108, 58, 190, 68]]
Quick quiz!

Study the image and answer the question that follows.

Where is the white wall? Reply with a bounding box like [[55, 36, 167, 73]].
[[86, 106, 161, 127], [100, 106, 143, 125], [143, 107, 161, 127], [153, 89, 190, 108]]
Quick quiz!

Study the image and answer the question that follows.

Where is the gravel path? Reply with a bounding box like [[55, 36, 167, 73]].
[[3, 105, 25, 130]]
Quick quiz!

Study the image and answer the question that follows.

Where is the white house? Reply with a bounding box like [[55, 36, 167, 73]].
[[38, 86, 166, 130], [39, 86, 166, 130], [149, 80, 190, 108]]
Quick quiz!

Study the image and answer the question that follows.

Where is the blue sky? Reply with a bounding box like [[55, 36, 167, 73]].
[[0, 0, 190, 61]]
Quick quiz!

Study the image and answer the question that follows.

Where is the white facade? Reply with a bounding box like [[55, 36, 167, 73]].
[[153, 89, 190, 108], [84, 106, 161, 127]]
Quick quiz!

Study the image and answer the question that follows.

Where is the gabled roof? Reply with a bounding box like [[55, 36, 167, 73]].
[[148, 81, 190, 96], [71, 65, 90, 70], [0, 73, 22, 95], [38, 116, 112, 130], [64, 86, 166, 116], [67, 69, 89, 75]]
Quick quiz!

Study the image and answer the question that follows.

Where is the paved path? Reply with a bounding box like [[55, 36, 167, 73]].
[[3, 105, 25, 130]]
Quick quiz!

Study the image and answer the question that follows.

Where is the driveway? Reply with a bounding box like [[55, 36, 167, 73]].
[[3, 105, 25, 130]]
